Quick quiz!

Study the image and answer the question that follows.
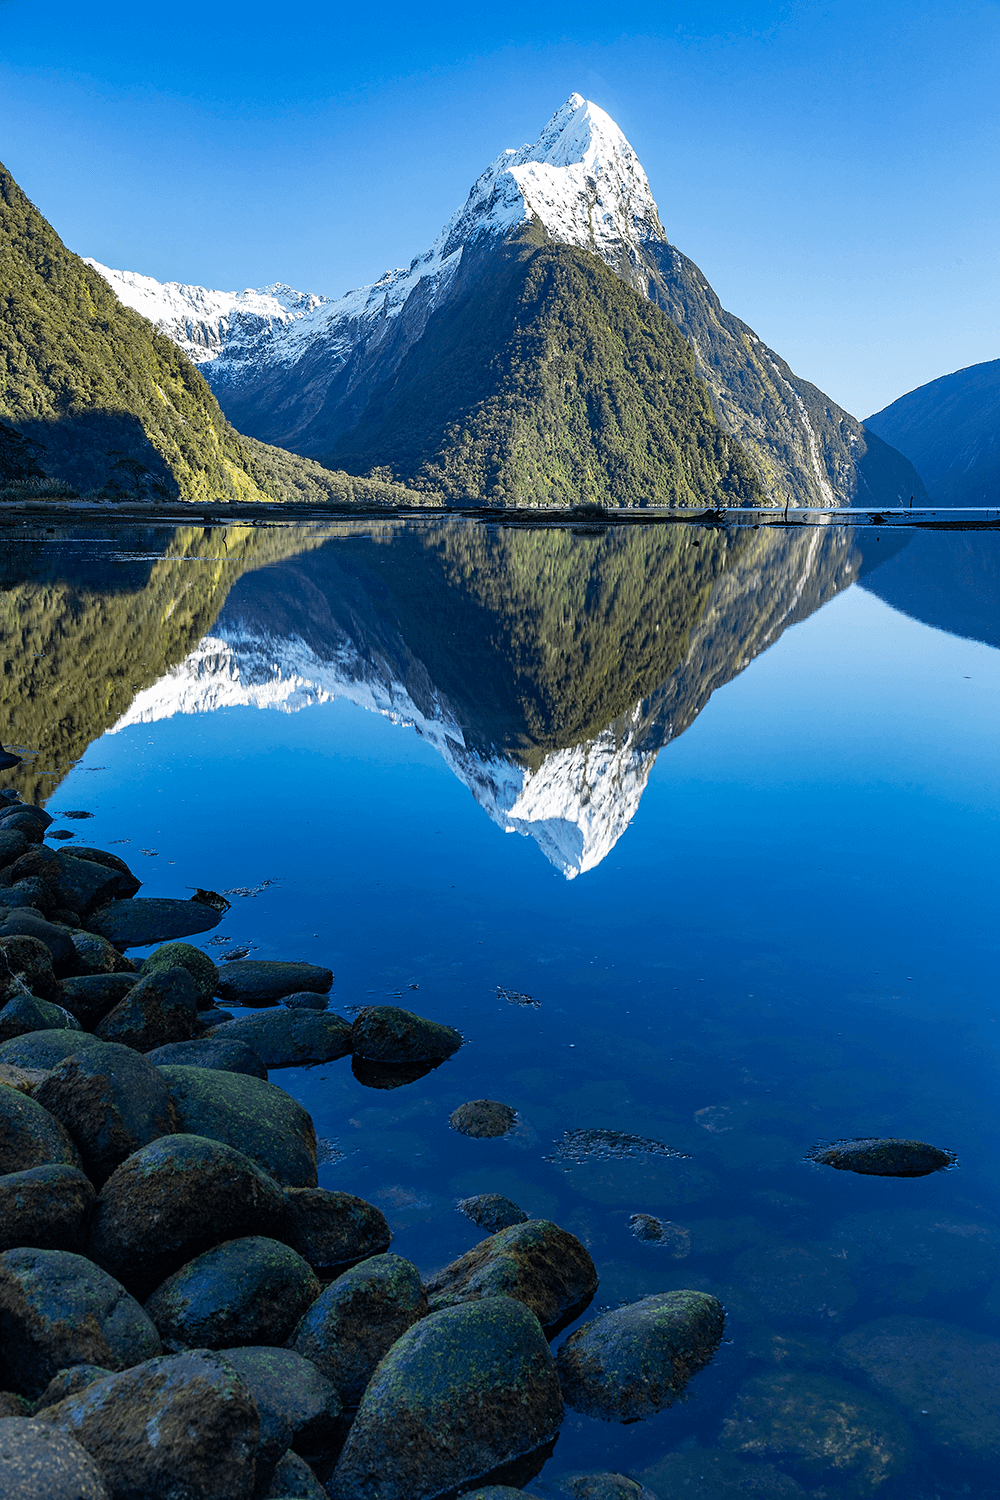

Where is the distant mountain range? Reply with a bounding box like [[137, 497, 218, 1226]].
[[89, 95, 924, 510], [866, 358, 1000, 508]]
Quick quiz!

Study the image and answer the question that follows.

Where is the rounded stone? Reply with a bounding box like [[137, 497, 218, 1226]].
[[457, 1194, 529, 1234], [0, 1165, 94, 1254], [37, 1349, 259, 1500], [35, 1366, 112, 1409], [292, 1253, 427, 1406], [0, 1416, 109, 1499], [0, 994, 79, 1045], [144, 1038, 268, 1080], [558, 1477, 645, 1500], [94, 966, 198, 1053], [263, 1449, 326, 1499], [214, 961, 333, 1007], [0, 1247, 161, 1399], [59, 975, 137, 1028], [67, 932, 135, 979], [719, 1371, 913, 1493], [556, 1290, 725, 1421], [809, 1137, 955, 1177], [331, 1297, 563, 1500], [156, 1065, 318, 1187], [425, 1219, 598, 1334], [141, 943, 219, 1007], [205, 1009, 352, 1068], [88, 1133, 286, 1299], [0, 1084, 82, 1176], [281, 1188, 391, 1275], [450, 1100, 517, 1139], [145, 1236, 320, 1353], [221, 1346, 342, 1471], [0, 934, 65, 999], [88, 897, 224, 948], [0, 1031, 106, 1073], [281, 991, 329, 1011], [351, 1005, 462, 1064]]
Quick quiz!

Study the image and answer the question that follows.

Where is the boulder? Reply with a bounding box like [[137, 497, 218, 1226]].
[[214, 961, 333, 1008], [67, 932, 135, 979], [88, 1134, 286, 1299], [331, 1297, 563, 1500], [281, 1188, 391, 1276], [145, 1237, 320, 1352], [94, 967, 198, 1053], [263, 1450, 326, 1500], [719, 1371, 912, 1493], [144, 1038, 267, 1080], [35, 1042, 177, 1183], [639, 1450, 807, 1500], [0, 933, 65, 999], [0, 1247, 160, 1398], [141, 944, 218, 1008], [61, 849, 140, 899], [281, 992, 329, 1011], [458, 1195, 529, 1234], [0, 1031, 105, 1072], [0, 1083, 82, 1175], [59, 975, 137, 1028], [88, 897, 223, 948], [156, 1066, 317, 1188], [204, 1010, 352, 1068], [0, 1165, 94, 1254], [0, 1416, 109, 1499], [0, 806, 51, 842], [35, 1365, 112, 1408], [556, 1290, 725, 1420], [425, 1220, 597, 1334], [808, 1137, 955, 1177], [0, 829, 29, 869], [450, 1100, 517, 1138], [39, 1349, 259, 1500], [351, 1005, 462, 1064], [557, 1478, 644, 1500], [0, 881, 52, 916], [293, 1253, 426, 1405], [221, 1346, 342, 1472], [48, 855, 123, 918], [0, 994, 80, 1044]]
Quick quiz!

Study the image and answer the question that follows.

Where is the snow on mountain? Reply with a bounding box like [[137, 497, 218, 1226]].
[[109, 620, 655, 880]]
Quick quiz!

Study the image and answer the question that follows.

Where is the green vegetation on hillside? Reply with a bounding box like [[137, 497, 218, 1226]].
[[327, 232, 763, 508]]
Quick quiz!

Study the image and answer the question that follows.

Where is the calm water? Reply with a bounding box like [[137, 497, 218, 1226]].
[[2, 517, 999, 1497]]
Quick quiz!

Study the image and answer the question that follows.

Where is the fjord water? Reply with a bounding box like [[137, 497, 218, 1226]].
[[3, 519, 999, 1494]]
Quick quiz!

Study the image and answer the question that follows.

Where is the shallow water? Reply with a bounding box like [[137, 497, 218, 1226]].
[[2, 517, 999, 1497]]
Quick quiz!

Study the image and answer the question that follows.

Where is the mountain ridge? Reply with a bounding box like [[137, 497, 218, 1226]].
[[865, 357, 1000, 507]]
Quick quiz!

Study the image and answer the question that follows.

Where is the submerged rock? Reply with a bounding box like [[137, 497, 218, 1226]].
[[458, 1194, 529, 1234], [0, 1247, 160, 1398], [450, 1100, 517, 1138], [88, 1133, 286, 1298], [0, 1416, 109, 1500], [141, 942, 218, 1007], [0, 1164, 94, 1254], [556, 1290, 725, 1421], [38, 1349, 259, 1500], [156, 1065, 318, 1187], [214, 961, 332, 1007], [205, 1009, 352, 1068], [0, 993, 79, 1044], [35, 1040, 177, 1183], [144, 1037, 268, 1080], [721, 1243, 858, 1327], [282, 991, 329, 1011], [808, 1137, 955, 1177], [720, 1371, 912, 1493], [222, 1346, 342, 1472], [426, 1219, 597, 1334], [292, 1253, 427, 1405], [145, 1235, 320, 1353], [639, 1448, 807, 1500], [0, 1083, 82, 1176], [351, 1005, 462, 1064], [281, 1187, 391, 1275], [558, 1477, 645, 1500], [94, 966, 198, 1053], [88, 896, 224, 948], [332, 1297, 563, 1500], [60, 973, 137, 1027]]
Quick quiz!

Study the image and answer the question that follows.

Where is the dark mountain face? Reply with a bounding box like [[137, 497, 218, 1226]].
[[865, 358, 1000, 507], [858, 530, 1000, 649]]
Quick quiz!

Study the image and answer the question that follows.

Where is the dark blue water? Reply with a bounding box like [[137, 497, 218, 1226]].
[[3, 518, 999, 1496]]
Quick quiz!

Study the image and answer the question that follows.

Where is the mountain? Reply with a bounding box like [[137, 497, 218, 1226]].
[[865, 359, 1000, 507], [857, 530, 1000, 649], [92, 95, 925, 510], [0, 162, 425, 507]]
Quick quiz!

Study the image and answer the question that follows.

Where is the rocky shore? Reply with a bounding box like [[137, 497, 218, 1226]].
[[0, 789, 726, 1500]]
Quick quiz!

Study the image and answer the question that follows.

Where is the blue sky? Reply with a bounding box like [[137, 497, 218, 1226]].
[[1, 0, 997, 418]]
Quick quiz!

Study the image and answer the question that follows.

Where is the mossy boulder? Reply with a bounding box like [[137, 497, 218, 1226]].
[[67, 931, 135, 978], [145, 1236, 320, 1352], [719, 1371, 912, 1494], [0, 993, 79, 1044], [331, 1296, 563, 1500], [94, 966, 199, 1053], [35, 1365, 112, 1408], [0, 1416, 109, 1500], [292, 1253, 427, 1405], [809, 1137, 955, 1177], [264, 1449, 326, 1499], [556, 1290, 725, 1421], [351, 1005, 462, 1064], [214, 961, 333, 1007], [88, 897, 224, 948], [281, 1188, 391, 1276], [141, 943, 218, 1007], [48, 853, 124, 917], [0, 933, 65, 999], [0, 1030, 105, 1072], [34, 1041, 177, 1184], [60, 973, 137, 1027], [457, 1194, 529, 1234], [426, 1220, 597, 1334], [144, 1037, 268, 1080], [450, 1100, 517, 1138], [88, 1133, 286, 1299], [156, 1065, 318, 1187], [557, 1477, 645, 1500], [0, 1247, 160, 1398], [38, 1349, 259, 1500], [0, 1083, 82, 1175], [222, 1346, 343, 1473], [205, 1009, 352, 1068], [0, 1164, 94, 1254]]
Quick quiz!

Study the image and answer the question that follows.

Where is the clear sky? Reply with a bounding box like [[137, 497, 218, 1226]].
[[1, 0, 996, 419]]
